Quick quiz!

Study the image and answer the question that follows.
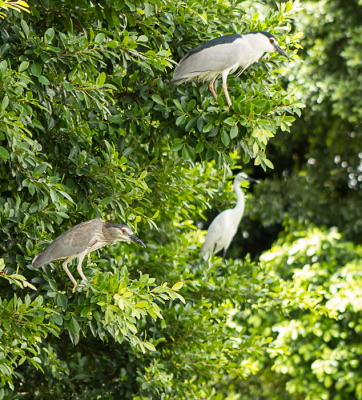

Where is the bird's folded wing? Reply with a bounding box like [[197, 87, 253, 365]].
[[172, 41, 244, 81], [202, 229, 222, 253], [47, 219, 103, 260]]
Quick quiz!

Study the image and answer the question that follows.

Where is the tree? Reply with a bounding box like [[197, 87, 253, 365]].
[[220, 1, 362, 398], [0, 0, 316, 398], [237, 227, 362, 400], [246, 0, 362, 245]]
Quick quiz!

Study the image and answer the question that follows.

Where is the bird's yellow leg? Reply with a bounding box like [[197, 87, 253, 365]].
[[77, 250, 88, 282], [209, 79, 218, 102], [222, 83, 232, 108], [62, 259, 78, 292]]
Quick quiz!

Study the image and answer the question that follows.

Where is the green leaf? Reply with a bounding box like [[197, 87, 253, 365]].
[[94, 33, 105, 44], [144, 3, 154, 17], [63, 82, 74, 91], [33, 163, 47, 175], [1, 95, 9, 111], [195, 142, 204, 154], [21, 19, 29, 36], [140, 171, 147, 179], [0, 147, 9, 162], [29, 203, 38, 213], [151, 94, 164, 106], [99, 197, 113, 206], [185, 116, 198, 132], [187, 99, 196, 112], [70, 317, 80, 335], [224, 117, 236, 126], [123, 148, 133, 157], [44, 28, 55, 42], [38, 75, 50, 85], [173, 99, 183, 112], [50, 189, 59, 203], [105, 40, 118, 48], [28, 183, 35, 196], [293, 102, 306, 108], [176, 115, 186, 126], [96, 72, 106, 86], [172, 282, 183, 291], [125, 0, 135, 10], [230, 125, 238, 139], [18, 356, 26, 366], [171, 142, 183, 152], [283, 116, 295, 123], [19, 61, 29, 72], [136, 301, 148, 308], [57, 294, 68, 311], [143, 342, 156, 351], [221, 131, 230, 146], [264, 158, 274, 169], [31, 63, 42, 77]]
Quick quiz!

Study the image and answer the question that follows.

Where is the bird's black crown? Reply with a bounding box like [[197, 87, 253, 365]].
[[104, 222, 129, 230], [244, 31, 275, 39]]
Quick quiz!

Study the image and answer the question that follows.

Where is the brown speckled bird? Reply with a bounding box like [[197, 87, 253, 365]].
[[32, 218, 146, 292]]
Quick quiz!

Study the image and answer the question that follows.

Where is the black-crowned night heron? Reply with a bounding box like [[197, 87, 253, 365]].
[[171, 31, 290, 107], [32, 218, 146, 292], [202, 173, 258, 261]]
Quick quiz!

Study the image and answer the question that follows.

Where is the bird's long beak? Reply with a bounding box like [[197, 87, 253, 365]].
[[274, 45, 290, 60], [246, 177, 259, 184], [129, 234, 146, 248]]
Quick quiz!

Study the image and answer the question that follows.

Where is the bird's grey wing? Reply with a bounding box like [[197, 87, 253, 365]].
[[49, 219, 103, 259], [172, 40, 245, 82], [32, 219, 103, 267]]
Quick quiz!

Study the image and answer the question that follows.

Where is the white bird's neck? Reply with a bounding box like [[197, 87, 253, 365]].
[[233, 179, 245, 216]]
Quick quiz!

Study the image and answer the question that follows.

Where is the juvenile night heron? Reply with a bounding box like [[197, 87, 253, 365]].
[[202, 173, 258, 261], [32, 218, 146, 292], [171, 31, 290, 107]]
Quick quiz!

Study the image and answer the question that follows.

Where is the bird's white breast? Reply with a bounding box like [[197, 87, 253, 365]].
[[234, 37, 265, 69]]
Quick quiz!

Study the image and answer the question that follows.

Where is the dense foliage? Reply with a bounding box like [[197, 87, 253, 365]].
[[226, 0, 362, 399], [249, 0, 362, 242], [0, 0, 311, 398], [1, 0, 361, 398]]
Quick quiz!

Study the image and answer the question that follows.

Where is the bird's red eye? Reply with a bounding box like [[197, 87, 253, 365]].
[[270, 39, 274, 43], [121, 228, 126, 234]]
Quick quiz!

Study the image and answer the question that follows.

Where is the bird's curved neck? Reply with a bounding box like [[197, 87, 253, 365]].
[[233, 180, 245, 215]]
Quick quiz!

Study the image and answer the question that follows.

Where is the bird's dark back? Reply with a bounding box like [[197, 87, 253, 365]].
[[182, 34, 242, 61], [181, 31, 275, 61]]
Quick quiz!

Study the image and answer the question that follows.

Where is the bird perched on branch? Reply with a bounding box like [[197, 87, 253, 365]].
[[32, 218, 146, 292], [202, 173, 258, 261], [171, 31, 290, 107]]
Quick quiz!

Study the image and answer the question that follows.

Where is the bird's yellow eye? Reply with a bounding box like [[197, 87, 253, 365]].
[[121, 228, 126, 234]]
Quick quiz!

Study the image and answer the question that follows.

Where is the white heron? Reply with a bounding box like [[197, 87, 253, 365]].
[[171, 31, 290, 107], [202, 173, 258, 261]]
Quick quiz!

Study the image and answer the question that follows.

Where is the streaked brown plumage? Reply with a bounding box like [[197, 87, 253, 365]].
[[32, 218, 146, 292]]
